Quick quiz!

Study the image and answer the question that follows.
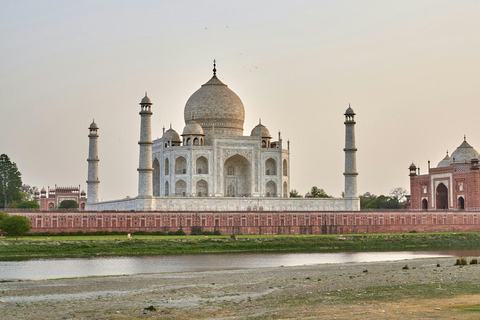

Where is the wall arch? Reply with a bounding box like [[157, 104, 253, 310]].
[[153, 158, 160, 196], [436, 183, 448, 209], [196, 156, 208, 174], [265, 158, 276, 175], [266, 180, 277, 197], [283, 159, 288, 176], [175, 156, 187, 174], [175, 180, 186, 196], [224, 154, 251, 197], [196, 179, 208, 197]]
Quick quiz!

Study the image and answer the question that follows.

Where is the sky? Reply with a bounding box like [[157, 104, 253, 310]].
[[1, 0, 480, 201]]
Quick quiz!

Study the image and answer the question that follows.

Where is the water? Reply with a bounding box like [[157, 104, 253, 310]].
[[1, 250, 477, 281]]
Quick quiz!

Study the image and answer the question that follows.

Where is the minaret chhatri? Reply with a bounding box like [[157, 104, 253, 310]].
[[138, 93, 154, 197], [87, 120, 100, 203], [344, 104, 358, 198]]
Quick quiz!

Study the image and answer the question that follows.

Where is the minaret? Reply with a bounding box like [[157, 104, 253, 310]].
[[138, 93, 154, 197], [344, 104, 358, 198], [87, 120, 100, 203]]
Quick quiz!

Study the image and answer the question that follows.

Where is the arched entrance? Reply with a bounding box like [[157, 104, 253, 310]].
[[152, 158, 160, 196], [422, 198, 428, 210], [266, 181, 277, 197], [196, 179, 208, 197], [436, 183, 448, 209], [224, 154, 251, 197], [458, 196, 465, 210], [175, 180, 186, 196]]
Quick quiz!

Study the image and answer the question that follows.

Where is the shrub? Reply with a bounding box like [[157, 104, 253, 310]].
[[470, 258, 478, 265], [402, 264, 409, 270], [455, 257, 468, 266], [231, 234, 236, 239]]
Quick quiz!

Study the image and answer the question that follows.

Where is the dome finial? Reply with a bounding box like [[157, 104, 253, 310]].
[[464, 134, 466, 142], [259, 118, 261, 124], [213, 59, 217, 77], [145, 91, 147, 97], [446, 150, 449, 156]]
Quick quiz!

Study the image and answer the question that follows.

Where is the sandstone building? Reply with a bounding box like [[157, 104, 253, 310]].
[[409, 137, 480, 210]]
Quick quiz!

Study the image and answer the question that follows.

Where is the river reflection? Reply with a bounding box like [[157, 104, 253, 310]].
[[1, 250, 478, 281]]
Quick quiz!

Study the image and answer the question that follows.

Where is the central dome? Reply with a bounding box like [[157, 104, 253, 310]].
[[184, 74, 245, 141]]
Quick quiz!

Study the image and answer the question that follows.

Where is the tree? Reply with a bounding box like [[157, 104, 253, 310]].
[[59, 200, 79, 209], [306, 186, 332, 198], [17, 201, 40, 210], [359, 192, 377, 209], [20, 184, 38, 201], [289, 189, 303, 198], [390, 187, 408, 203], [0, 215, 31, 240], [0, 154, 23, 209]]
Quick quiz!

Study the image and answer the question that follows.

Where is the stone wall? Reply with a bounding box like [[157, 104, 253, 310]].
[[85, 197, 360, 212], [8, 210, 480, 235]]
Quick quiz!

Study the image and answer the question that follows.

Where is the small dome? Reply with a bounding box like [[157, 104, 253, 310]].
[[450, 138, 479, 164], [250, 122, 271, 138], [41, 187, 47, 193], [409, 162, 417, 170], [140, 93, 152, 105], [89, 121, 98, 130], [162, 126, 181, 142], [182, 120, 204, 136], [34, 189, 40, 195], [81, 190, 86, 196], [437, 152, 451, 168], [345, 105, 355, 115]]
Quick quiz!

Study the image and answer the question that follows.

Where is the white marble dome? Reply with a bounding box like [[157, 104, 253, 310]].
[[437, 152, 451, 167], [182, 120, 204, 135], [184, 75, 245, 137], [250, 122, 271, 138], [162, 126, 181, 143], [450, 139, 479, 164]]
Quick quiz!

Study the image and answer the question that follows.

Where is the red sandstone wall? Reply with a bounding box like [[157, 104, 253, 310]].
[[6, 210, 480, 235]]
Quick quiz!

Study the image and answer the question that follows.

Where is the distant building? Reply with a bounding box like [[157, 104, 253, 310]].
[[34, 185, 87, 210], [409, 137, 480, 210]]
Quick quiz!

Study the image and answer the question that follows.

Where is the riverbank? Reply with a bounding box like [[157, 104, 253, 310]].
[[1, 257, 480, 319], [2, 232, 480, 259]]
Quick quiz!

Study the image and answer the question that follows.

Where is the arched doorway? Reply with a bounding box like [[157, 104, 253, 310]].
[[196, 156, 208, 174], [196, 180, 208, 197], [458, 197, 465, 210], [175, 156, 187, 174], [152, 158, 160, 196], [422, 198, 428, 210], [224, 154, 251, 197], [436, 183, 448, 209], [283, 181, 288, 198], [175, 180, 186, 196], [265, 158, 276, 175], [266, 181, 277, 197]]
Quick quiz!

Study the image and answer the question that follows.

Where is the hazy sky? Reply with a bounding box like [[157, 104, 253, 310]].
[[1, 1, 480, 201]]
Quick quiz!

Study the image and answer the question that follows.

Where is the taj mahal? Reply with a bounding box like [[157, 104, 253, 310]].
[[85, 63, 359, 212]]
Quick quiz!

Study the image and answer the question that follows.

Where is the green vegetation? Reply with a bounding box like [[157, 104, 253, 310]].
[[0, 214, 32, 240], [1, 232, 480, 260], [0, 154, 23, 209], [305, 186, 332, 198], [58, 200, 79, 209], [360, 187, 408, 209], [17, 200, 40, 209]]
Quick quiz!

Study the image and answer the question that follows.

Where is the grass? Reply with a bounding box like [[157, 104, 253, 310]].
[[1, 232, 480, 260]]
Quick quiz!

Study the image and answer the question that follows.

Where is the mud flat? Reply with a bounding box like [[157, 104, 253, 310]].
[[1, 257, 480, 319]]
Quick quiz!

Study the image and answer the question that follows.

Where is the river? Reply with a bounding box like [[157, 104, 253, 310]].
[[2, 250, 479, 281]]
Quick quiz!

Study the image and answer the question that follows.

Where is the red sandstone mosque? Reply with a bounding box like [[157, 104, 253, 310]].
[[409, 137, 480, 210]]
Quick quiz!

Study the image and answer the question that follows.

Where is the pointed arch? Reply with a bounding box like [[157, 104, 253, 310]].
[[175, 180, 186, 196], [175, 156, 187, 174], [436, 183, 448, 209], [165, 181, 169, 196], [422, 198, 428, 210], [265, 158, 276, 175], [283, 181, 288, 198], [196, 156, 208, 174], [283, 159, 288, 176], [165, 158, 170, 175], [458, 196, 465, 210], [152, 158, 160, 196], [196, 179, 208, 197], [224, 154, 251, 197], [266, 180, 277, 197]]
